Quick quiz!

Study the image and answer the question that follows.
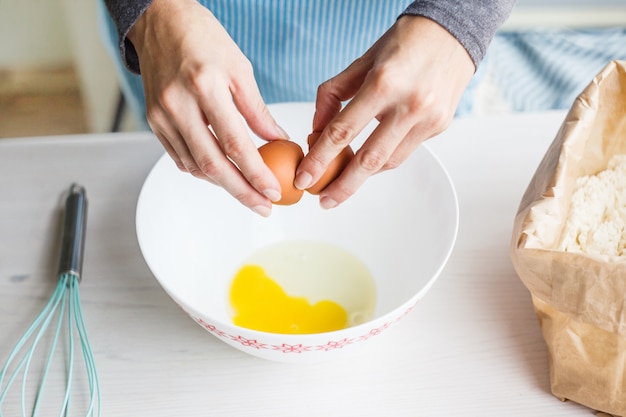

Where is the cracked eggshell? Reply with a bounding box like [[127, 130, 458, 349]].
[[258, 140, 305, 205]]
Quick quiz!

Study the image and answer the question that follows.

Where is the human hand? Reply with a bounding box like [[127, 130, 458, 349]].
[[128, 0, 288, 217], [295, 16, 475, 209]]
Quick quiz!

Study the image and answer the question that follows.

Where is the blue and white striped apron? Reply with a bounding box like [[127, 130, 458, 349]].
[[486, 28, 626, 112], [98, 0, 479, 129]]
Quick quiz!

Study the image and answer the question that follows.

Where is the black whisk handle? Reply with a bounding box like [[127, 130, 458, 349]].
[[58, 183, 88, 280]]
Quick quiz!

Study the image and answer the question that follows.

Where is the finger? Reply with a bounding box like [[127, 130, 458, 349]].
[[230, 63, 289, 141], [152, 127, 189, 173], [152, 119, 220, 187], [312, 56, 372, 132], [316, 112, 414, 209], [196, 85, 283, 203], [379, 123, 433, 174], [162, 89, 274, 214], [295, 81, 383, 191], [189, 120, 274, 215], [148, 106, 203, 175], [153, 126, 225, 187], [312, 78, 346, 133]]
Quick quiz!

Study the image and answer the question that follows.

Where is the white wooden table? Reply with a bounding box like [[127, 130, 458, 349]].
[[0, 110, 596, 416]]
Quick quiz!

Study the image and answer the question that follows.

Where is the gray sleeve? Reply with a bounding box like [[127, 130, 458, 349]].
[[103, 0, 154, 74], [104, 0, 516, 74], [401, 0, 517, 68]]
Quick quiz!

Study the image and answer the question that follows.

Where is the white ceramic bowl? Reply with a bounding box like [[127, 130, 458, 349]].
[[136, 102, 458, 362]]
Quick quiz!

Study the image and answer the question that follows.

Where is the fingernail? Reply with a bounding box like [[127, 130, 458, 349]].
[[276, 124, 290, 139], [263, 188, 282, 202], [320, 196, 338, 210], [251, 204, 272, 217], [294, 171, 313, 190]]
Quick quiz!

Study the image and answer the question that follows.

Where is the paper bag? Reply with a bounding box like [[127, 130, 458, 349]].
[[511, 60, 626, 416]]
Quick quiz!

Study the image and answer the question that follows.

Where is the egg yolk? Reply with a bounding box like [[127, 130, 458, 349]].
[[229, 264, 348, 334]]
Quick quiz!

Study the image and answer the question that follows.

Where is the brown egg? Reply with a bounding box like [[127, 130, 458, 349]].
[[305, 131, 355, 195], [258, 140, 305, 205]]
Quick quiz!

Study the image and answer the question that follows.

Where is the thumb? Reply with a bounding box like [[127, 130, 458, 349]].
[[231, 72, 289, 141]]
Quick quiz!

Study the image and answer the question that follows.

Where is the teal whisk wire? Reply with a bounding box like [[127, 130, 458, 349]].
[[0, 184, 100, 417]]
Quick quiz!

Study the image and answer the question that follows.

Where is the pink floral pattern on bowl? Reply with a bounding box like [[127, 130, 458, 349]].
[[188, 303, 415, 354]]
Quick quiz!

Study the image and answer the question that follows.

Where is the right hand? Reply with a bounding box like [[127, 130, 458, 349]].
[[128, 0, 288, 217], [296, 16, 475, 210]]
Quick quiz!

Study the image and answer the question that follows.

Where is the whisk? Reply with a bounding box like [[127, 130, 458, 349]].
[[0, 184, 100, 417]]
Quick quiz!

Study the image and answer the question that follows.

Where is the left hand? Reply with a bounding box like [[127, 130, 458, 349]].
[[294, 15, 475, 209]]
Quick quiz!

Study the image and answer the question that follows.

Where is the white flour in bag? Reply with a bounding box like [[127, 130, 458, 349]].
[[560, 154, 626, 257]]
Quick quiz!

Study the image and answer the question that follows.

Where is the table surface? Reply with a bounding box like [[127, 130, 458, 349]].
[[0, 110, 596, 416]]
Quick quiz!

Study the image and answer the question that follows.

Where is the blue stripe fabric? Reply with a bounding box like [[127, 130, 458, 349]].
[[98, 1, 626, 130], [98, 0, 481, 129], [206, 0, 410, 104], [486, 28, 626, 112]]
